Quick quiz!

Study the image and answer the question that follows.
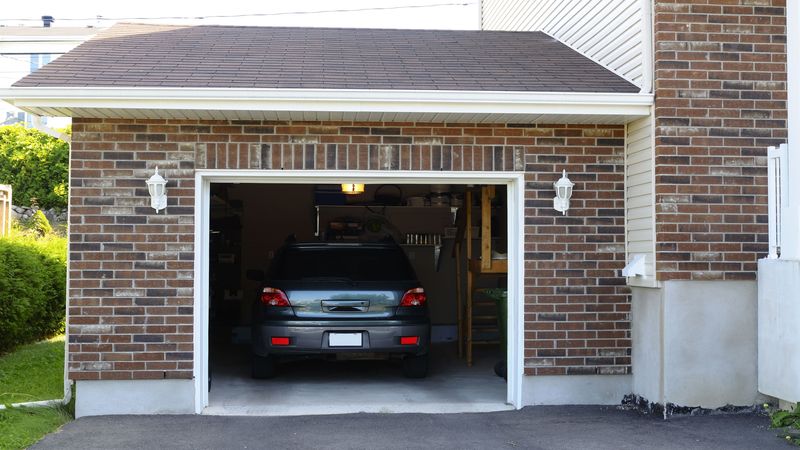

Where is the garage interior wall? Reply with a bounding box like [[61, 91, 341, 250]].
[[66, 119, 631, 411]]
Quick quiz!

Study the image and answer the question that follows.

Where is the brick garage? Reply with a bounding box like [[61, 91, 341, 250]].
[[3, 22, 656, 414], [67, 119, 631, 381]]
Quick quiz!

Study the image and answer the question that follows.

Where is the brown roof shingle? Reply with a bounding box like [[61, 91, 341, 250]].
[[13, 23, 639, 93]]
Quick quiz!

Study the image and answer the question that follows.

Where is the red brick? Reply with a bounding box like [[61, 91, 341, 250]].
[[653, 0, 786, 281]]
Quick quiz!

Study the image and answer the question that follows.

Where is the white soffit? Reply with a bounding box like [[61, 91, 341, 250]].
[[0, 87, 653, 124]]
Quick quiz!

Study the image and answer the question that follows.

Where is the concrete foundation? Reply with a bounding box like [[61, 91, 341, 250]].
[[521, 375, 631, 405], [632, 280, 764, 409], [631, 286, 662, 404], [75, 380, 195, 418]]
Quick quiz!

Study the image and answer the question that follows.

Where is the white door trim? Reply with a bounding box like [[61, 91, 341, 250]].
[[193, 170, 526, 413]]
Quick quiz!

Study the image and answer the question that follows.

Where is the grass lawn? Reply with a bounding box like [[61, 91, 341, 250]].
[[0, 336, 64, 404], [0, 336, 70, 449], [0, 405, 71, 449]]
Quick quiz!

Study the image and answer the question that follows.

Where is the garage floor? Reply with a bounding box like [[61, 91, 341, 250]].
[[205, 343, 511, 416]]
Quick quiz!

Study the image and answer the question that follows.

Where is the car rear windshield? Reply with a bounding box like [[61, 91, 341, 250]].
[[272, 246, 415, 281]]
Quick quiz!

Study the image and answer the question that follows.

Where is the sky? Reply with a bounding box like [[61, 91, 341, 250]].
[[0, 0, 479, 30]]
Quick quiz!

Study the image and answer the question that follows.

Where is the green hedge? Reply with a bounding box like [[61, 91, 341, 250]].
[[0, 125, 69, 210], [0, 233, 67, 353]]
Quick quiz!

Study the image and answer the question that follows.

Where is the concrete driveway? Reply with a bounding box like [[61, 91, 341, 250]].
[[33, 406, 789, 450]]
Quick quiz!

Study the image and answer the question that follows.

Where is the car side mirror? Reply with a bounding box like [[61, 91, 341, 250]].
[[246, 269, 265, 281]]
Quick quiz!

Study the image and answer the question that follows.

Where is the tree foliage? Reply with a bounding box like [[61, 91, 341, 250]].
[[0, 125, 69, 210]]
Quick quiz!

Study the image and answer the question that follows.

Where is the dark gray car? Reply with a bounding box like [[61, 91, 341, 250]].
[[250, 242, 431, 378]]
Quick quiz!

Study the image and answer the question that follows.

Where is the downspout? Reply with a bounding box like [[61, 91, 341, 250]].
[[63, 148, 73, 411], [30, 114, 71, 144], [639, 0, 654, 94], [0, 399, 65, 410]]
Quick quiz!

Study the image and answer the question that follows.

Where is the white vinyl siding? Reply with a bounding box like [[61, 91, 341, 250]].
[[625, 115, 656, 285], [481, 0, 646, 89]]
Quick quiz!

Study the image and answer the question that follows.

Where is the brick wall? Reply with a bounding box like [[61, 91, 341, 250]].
[[653, 0, 787, 281], [522, 126, 630, 375], [69, 120, 196, 381], [67, 119, 629, 380]]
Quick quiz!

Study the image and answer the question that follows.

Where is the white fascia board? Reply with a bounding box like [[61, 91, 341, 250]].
[[0, 87, 653, 118]]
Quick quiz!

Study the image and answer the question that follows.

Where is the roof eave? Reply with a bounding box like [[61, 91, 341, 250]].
[[0, 87, 653, 123]]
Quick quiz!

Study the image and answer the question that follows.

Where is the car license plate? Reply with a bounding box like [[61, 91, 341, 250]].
[[329, 332, 362, 347]]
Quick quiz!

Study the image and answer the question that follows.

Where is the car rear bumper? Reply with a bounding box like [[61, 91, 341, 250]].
[[252, 318, 430, 356]]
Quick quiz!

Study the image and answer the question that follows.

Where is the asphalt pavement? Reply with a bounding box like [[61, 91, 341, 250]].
[[33, 406, 790, 449]]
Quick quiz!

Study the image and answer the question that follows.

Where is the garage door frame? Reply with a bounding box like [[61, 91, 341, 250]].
[[193, 169, 526, 413]]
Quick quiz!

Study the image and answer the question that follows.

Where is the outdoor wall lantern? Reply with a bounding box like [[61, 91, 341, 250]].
[[553, 170, 575, 215], [341, 183, 365, 195], [146, 167, 167, 213]]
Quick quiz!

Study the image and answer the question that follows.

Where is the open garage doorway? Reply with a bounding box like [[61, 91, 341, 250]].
[[194, 172, 524, 415]]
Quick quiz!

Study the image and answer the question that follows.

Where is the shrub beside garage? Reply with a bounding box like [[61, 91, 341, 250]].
[[0, 232, 67, 353]]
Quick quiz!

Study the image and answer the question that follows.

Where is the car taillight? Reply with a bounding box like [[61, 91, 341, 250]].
[[400, 288, 426, 307], [260, 287, 290, 307]]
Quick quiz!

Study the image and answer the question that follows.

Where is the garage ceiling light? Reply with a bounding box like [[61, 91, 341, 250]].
[[341, 183, 365, 195]]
